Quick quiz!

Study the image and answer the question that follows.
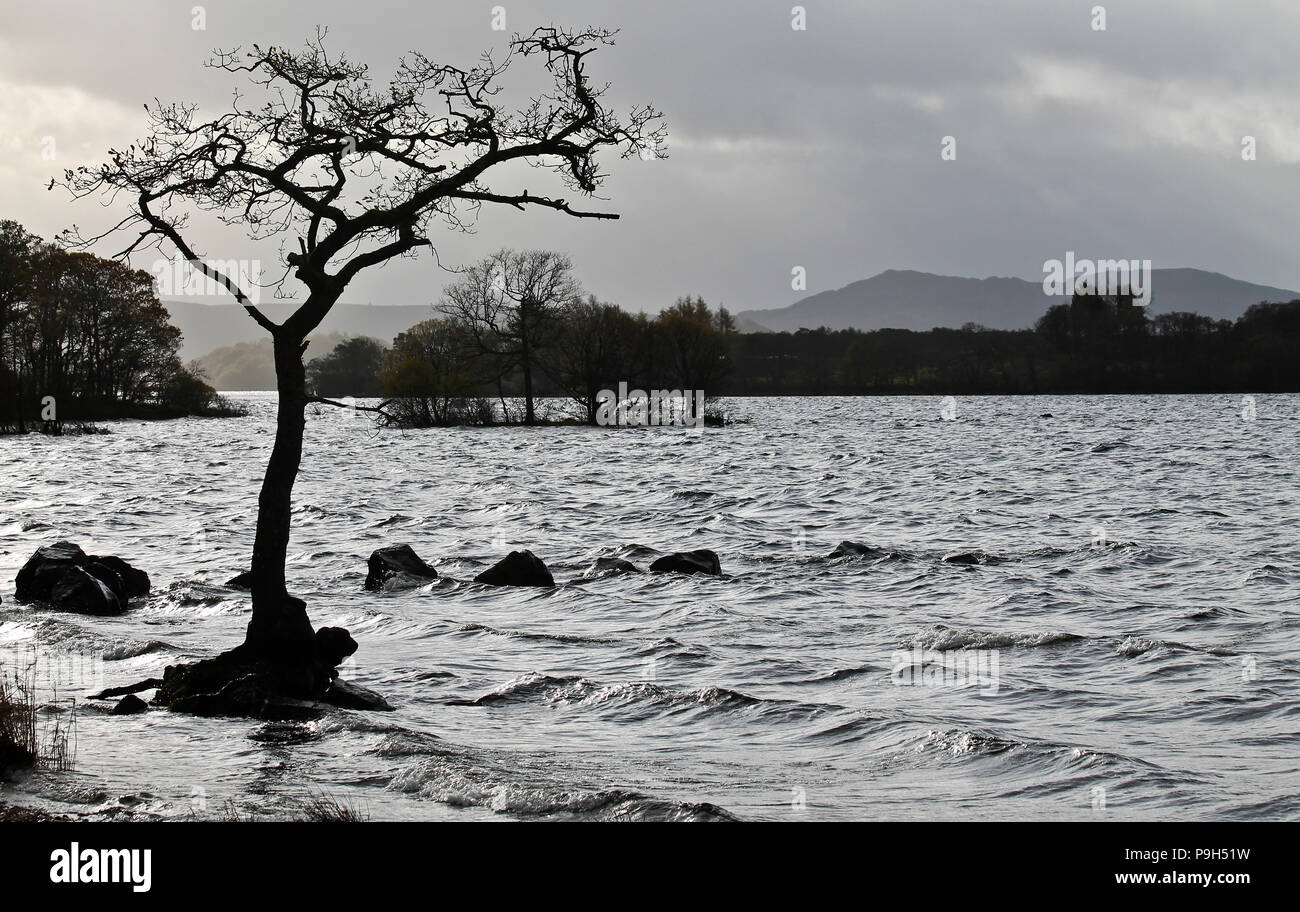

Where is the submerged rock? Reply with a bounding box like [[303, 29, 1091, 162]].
[[365, 544, 438, 591], [475, 550, 555, 587], [582, 557, 641, 579], [942, 551, 1005, 566], [649, 549, 722, 576], [111, 694, 149, 715], [49, 566, 122, 616], [829, 541, 885, 559]]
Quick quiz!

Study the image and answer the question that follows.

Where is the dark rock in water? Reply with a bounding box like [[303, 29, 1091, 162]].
[[15, 541, 88, 602], [323, 678, 394, 711], [226, 571, 254, 590], [1039, 413, 1054, 418], [582, 557, 641, 579], [89, 555, 150, 598], [649, 549, 722, 576], [49, 566, 123, 615], [365, 544, 438, 591], [15, 543, 148, 610], [475, 550, 555, 587], [111, 694, 148, 715], [315, 627, 358, 670], [829, 541, 885, 559]]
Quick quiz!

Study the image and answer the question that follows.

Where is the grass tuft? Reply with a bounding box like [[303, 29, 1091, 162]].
[[0, 655, 78, 777]]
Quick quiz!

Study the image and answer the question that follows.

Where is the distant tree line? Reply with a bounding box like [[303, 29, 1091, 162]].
[[305, 255, 1300, 415], [0, 220, 235, 433], [729, 290, 1300, 395]]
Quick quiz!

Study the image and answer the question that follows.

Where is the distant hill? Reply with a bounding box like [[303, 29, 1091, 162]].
[[192, 332, 384, 391], [735, 268, 1300, 333], [165, 300, 430, 360]]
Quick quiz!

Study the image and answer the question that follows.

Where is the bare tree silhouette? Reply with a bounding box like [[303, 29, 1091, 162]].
[[440, 248, 581, 424], [55, 25, 663, 711]]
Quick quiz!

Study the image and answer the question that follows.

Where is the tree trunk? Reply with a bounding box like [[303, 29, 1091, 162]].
[[242, 331, 316, 665]]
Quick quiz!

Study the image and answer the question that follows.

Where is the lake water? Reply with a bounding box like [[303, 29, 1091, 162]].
[[1, 394, 1297, 820]]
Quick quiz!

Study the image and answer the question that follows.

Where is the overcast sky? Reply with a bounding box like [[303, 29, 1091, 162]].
[[2, 0, 1298, 316]]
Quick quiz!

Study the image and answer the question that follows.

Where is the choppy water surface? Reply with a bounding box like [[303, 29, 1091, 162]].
[[1, 394, 1297, 821]]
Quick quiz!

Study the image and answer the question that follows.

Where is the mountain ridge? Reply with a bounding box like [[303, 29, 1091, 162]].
[[735, 268, 1300, 333]]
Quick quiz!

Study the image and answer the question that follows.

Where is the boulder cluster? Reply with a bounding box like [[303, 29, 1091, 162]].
[[364, 545, 724, 590], [14, 542, 150, 615]]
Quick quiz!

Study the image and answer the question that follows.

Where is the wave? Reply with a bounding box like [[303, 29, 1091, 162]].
[[631, 637, 714, 662], [446, 672, 825, 722], [0, 613, 175, 667], [1115, 636, 1237, 658], [791, 663, 877, 685], [456, 623, 620, 646], [908, 624, 1084, 651], [388, 755, 738, 820], [102, 640, 174, 661], [1088, 439, 1133, 453]]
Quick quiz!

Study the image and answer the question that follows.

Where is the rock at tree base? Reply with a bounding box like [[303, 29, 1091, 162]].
[[155, 649, 329, 720], [649, 549, 722, 576], [226, 571, 254, 589], [365, 545, 438, 591], [315, 627, 358, 669], [111, 695, 148, 715], [474, 550, 555, 587], [153, 624, 389, 719], [323, 678, 394, 711]]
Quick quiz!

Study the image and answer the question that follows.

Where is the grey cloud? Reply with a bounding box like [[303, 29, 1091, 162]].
[[2, 0, 1298, 319]]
